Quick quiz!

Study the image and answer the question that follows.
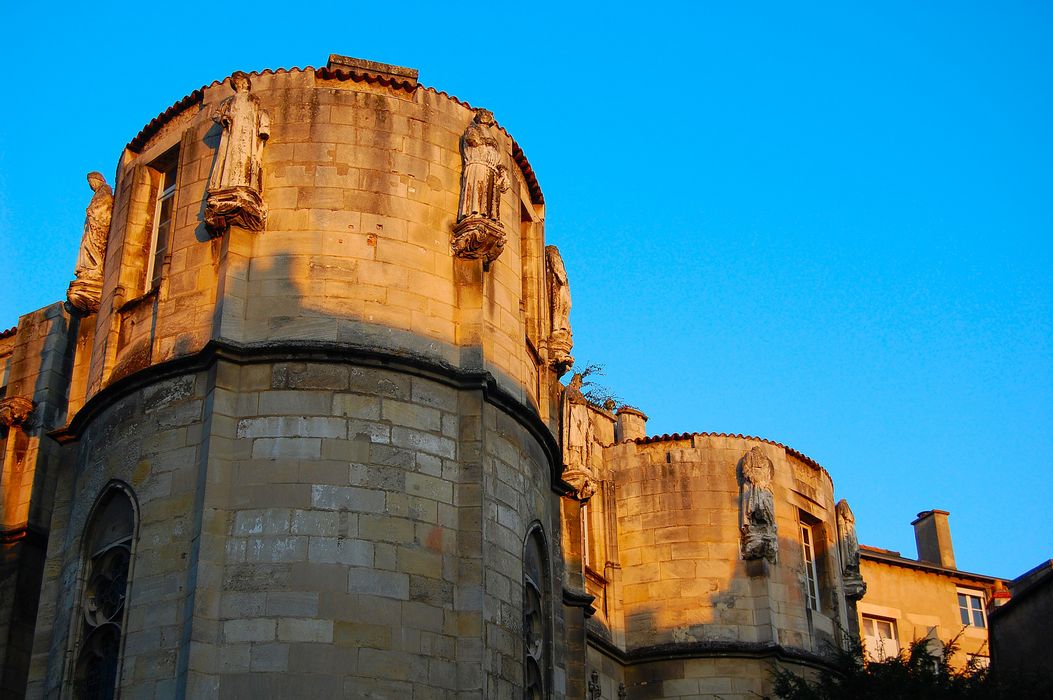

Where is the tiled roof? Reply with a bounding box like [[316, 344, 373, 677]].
[[631, 431, 826, 474], [122, 67, 544, 204], [0, 326, 16, 339]]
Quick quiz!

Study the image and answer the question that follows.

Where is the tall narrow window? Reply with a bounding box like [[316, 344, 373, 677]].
[[145, 161, 178, 291], [523, 526, 549, 700], [801, 523, 820, 611], [73, 486, 136, 700]]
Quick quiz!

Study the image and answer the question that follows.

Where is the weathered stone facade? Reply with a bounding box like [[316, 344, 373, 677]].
[[0, 53, 1023, 699]]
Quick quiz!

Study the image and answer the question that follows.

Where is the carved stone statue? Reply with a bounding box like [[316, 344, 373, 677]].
[[588, 670, 601, 699], [66, 172, 113, 314], [451, 109, 509, 267], [546, 245, 574, 375], [740, 447, 778, 562], [205, 71, 270, 237], [837, 499, 867, 600], [0, 396, 34, 431], [561, 373, 596, 500]]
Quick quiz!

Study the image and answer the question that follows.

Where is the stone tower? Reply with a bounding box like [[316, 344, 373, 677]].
[[22, 55, 581, 698], [0, 53, 869, 700]]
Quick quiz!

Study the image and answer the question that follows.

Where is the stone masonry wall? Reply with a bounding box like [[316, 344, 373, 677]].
[[585, 433, 846, 699], [88, 70, 549, 418], [29, 357, 564, 698]]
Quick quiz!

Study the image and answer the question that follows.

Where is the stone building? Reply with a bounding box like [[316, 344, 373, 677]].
[[0, 53, 1015, 699]]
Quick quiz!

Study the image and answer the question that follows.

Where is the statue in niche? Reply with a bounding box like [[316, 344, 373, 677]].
[[66, 172, 113, 314], [837, 499, 867, 599], [739, 446, 778, 563], [205, 71, 270, 237], [0, 396, 33, 432], [560, 373, 596, 500], [451, 109, 509, 268], [546, 245, 574, 375]]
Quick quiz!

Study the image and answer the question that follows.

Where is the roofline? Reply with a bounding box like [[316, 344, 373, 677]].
[[629, 431, 830, 480], [860, 546, 1004, 583], [123, 66, 544, 205]]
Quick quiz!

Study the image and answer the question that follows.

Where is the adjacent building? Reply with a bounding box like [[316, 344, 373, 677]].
[[856, 511, 1007, 670]]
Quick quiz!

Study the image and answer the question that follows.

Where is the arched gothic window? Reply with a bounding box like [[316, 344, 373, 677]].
[[73, 484, 137, 700], [523, 525, 550, 700]]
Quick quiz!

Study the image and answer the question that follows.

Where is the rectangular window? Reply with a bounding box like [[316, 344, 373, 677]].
[[145, 161, 178, 291], [801, 523, 820, 611], [862, 615, 900, 661], [957, 589, 986, 628]]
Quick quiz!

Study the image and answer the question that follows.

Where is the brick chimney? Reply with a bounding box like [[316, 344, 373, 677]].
[[912, 509, 956, 569], [615, 406, 648, 442]]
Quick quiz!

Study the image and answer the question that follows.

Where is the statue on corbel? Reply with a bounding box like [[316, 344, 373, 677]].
[[837, 499, 867, 600], [66, 171, 113, 315], [560, 373, 596, 500], [740, 446, 778, 563], [0, 397, 34, 433], [545, 245, 574, 376], [451, 109, 509, 268], [205, 71, 270, 237]]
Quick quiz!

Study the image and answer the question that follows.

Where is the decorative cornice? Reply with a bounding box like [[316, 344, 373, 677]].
[[51, 339, 574, 497], [586, 630, 843, 674]]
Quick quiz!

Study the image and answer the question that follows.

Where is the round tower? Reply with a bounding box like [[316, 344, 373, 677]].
[[31, 56, 576, 699]]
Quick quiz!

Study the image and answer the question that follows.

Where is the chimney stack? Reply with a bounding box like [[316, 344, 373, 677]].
[[615, 406, 648, 442], [912, 509, 956, 569]]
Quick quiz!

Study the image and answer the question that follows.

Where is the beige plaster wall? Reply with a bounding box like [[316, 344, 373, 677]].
[[858, 556, 995, 668]]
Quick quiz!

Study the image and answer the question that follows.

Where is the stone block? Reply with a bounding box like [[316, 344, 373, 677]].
[[276, 618, 334, 643], [347, 568, 410, 599], [308, 537, 373, 566], [223, 619, 276, 643], [311, 484, 386, 513]]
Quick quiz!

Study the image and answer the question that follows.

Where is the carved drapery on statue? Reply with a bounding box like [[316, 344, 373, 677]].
[[545, 245, 574, 375], [205, 71, 270, 237], [451, 109, 509, 268], [66, 172, 113, 314], [837, 499, 866, 600], [560, 373, 596, 500], [739, 447, 778, 562], [0, 396, 34, 432]]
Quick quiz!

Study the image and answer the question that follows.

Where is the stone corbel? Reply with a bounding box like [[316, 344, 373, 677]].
[[546, 332, 574, 377], [204, 186, 267, 238], [843, 572, 867, 601], [0, 397, 34, 432], [561, 468, 596, 502], [451, 216, 507, 269], [66, 277, 104, 315]]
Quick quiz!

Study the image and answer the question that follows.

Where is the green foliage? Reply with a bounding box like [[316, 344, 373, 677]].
[[772, 635, 1053, 700]]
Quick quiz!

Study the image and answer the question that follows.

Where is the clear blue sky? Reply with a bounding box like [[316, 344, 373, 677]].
[[1, 2, 1049, 579]]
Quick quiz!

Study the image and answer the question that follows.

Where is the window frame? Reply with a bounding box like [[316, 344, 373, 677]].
[[800, 522, 821, 612], [957, 588, 987, 628], [861, 614, 900, 661], [144, 160, 178, 292], [67, 482, 139, 700]]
